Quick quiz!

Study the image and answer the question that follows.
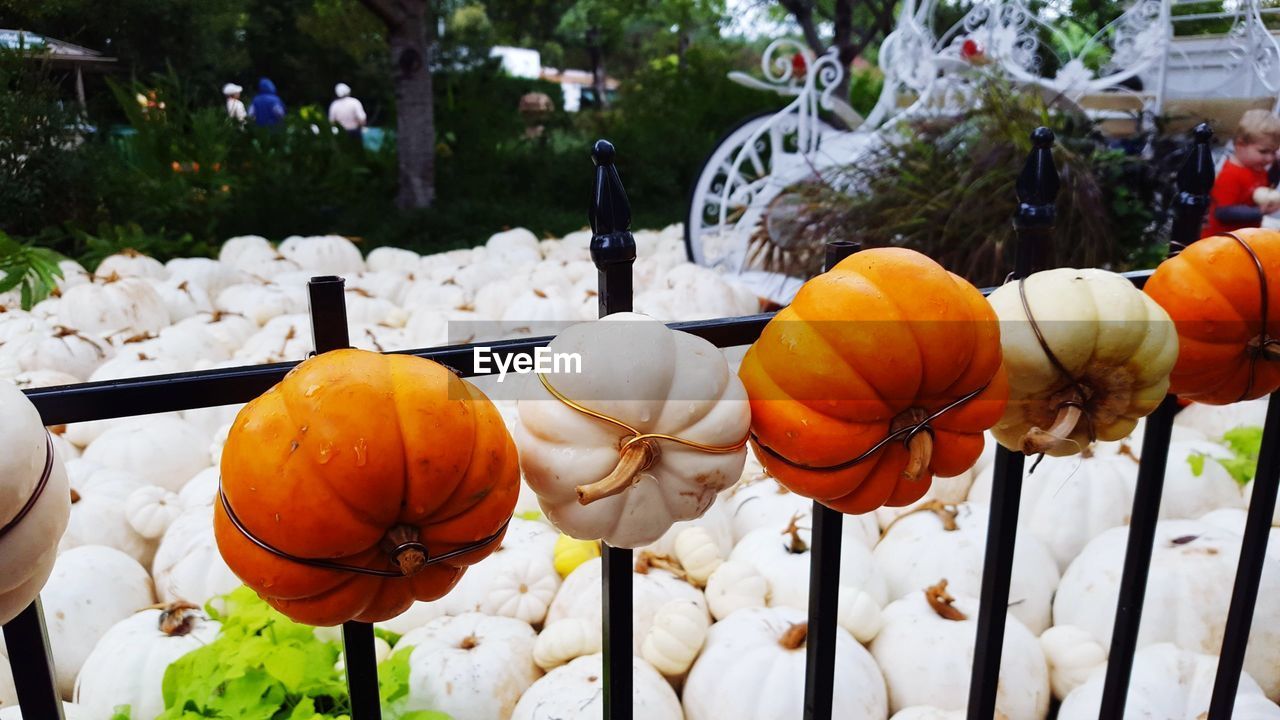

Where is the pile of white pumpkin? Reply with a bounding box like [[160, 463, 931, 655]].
[[1, 230, 1279, 720]]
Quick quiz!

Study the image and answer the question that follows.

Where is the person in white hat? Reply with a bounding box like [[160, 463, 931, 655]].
[[223, 83, 246, 123], [328, 82, 367, 140]]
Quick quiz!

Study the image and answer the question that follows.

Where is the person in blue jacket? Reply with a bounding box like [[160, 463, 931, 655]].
[[248, 78, 286, 127]]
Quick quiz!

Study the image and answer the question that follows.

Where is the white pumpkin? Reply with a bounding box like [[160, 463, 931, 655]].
[[54, 259, 91, 292], [1243, 480, 1280, 527], [873, 444, 991, 531], [73, 603, 220, 720], [41, 545, 154, 697], [683, 606, 888, 720], [151, 506, 240, 606], [0, 702, 90, 720], [730, 514, 890, 613], [95, 250, 167, 281], [401, 281, 469, 313], [501, 288, 578, 336], [58, 460, 151, 565], [164, 257, 244, 297], [637, 501, 735, 573], [348, 270, 414, 305], [641, 599, 711, 677], [1175, 399, 1270, 440], [1158, 436, 1247, 519], [511, 654, 682, 720], [533, 618, 600, 671], [218, 235, 274, 267], [146, 318, 240, 370], [968, 448, 1137, 571], [0, 646, 13, 710], [82, 415, 210, 491], [278, 234, 365, 275], [376, 600, 448, 637], [395, 613, 539, 720], [1039, 625, 1107, 701], [177, 467, 219, 508], [58, 277, 169, 337], [2, 326, 112, 381], [366, 246, 421, 274], [987, 268, 1178, 456], [635, 264, 760, 322], [344, 287, 408, 327], [1053, 517, 1280, 700], [125, 484, 183, 539], [888, 709, 967, 720], [1058, 643, 1280, 720], [214, 282, 307, 326], [0, 382, 71, 624], [874, 502, 1059, 634], [487, 228, 542, 264], [515, 312, 750, 548], [61, 354, 183, 449], [233, 313, 313, 363], [433, 518, 560, 625], [870, 581, 1050, 718], [9, 372, 77, 396], [152, 279, 214, 324], [704, 559, 769, 621], [546, 557, 708, 652], [724, 475, 880, 549], [406, 308, 486, 347]]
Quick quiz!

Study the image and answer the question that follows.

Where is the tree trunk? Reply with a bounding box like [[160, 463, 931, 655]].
[[779, 0, 826, 58], [831, 0, 856, 115], [389, 5, 436, 209], [586, 26, 609, 108]]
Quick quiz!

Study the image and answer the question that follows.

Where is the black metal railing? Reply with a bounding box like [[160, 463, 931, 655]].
[[4, 127, 1279, 720]]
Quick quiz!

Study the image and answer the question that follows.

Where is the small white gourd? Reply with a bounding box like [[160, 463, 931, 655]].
[[641, 599, 711, 677], [1039, 625, 1107, 700], [125, 485, 183, 539], [704, 559, 769, 621], [533, 618, 601, 671]]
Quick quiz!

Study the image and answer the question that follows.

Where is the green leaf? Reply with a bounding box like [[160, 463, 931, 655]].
[[1187, 453, 1206, 478], [373, 627, 403, 647], [1214, 427, 1263, 486], [109, 706, 133, 720]]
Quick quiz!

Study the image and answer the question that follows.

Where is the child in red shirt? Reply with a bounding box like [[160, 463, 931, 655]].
[[1203, 109, 1280, 238]]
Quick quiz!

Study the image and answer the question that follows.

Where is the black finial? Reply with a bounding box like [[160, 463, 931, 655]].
[[823, 240, 860, 272], [1015, 127, 1060, 224], [1169, 123, 1216, 256], [590, 139, 631, 237], [1178, 123, 1215, 197]]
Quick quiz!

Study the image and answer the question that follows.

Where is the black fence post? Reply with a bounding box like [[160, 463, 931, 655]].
[[306, 275, 381, 720], [2, 600, 66, 720], [1097, 124, 1216, 717], [1169, 123, 1215, 257], [802, 239, 860, 720], [590, 139, 635, 720], [1209, 393, 1280, 718], [967, 127, 1058, 718]]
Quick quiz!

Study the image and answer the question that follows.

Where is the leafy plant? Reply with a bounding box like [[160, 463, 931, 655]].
[[1188, 427, 1263, 486], [156, 586, 449, 720], [0, 231, 64, 309], [750, 75, 1167, 285]]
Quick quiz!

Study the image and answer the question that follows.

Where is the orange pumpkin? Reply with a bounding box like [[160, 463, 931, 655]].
[[214, 348, 520, 625], [739, 248, 1009, 514], [1144, 228, 1280, 405]]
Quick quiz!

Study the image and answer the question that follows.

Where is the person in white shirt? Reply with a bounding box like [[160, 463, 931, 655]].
[[328, 83, 367, 139], [223, 83, 246, 123]]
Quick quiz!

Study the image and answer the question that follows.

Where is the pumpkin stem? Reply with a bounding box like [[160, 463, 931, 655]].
[[879, 499, 959, 538], [779, 622, 808, 650], [634, 551, 687, 580], [781, 512, 808, 553], [901, 431, 934, 483], [382, 525, 428, 576], [924, 579, 968, 621], [1020, 403, 1083, 455], [576, 439, 658, 505], [69, 489, 81, 504], [158, 602, 202, 636]]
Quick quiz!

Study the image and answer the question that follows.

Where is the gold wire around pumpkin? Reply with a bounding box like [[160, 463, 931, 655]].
[[0, 431, 54, 543], [535, 372, 749, 455], [1220, 231, 1278, 402]]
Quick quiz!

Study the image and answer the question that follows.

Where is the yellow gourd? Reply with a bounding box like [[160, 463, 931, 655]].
[[554, 535, 600, 578]]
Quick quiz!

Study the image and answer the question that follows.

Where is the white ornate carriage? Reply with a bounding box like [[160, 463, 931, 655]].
[[686, 0, 1280, 304]]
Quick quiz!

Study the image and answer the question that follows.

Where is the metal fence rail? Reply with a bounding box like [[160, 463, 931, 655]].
[[5, 130, 1279, 720]]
